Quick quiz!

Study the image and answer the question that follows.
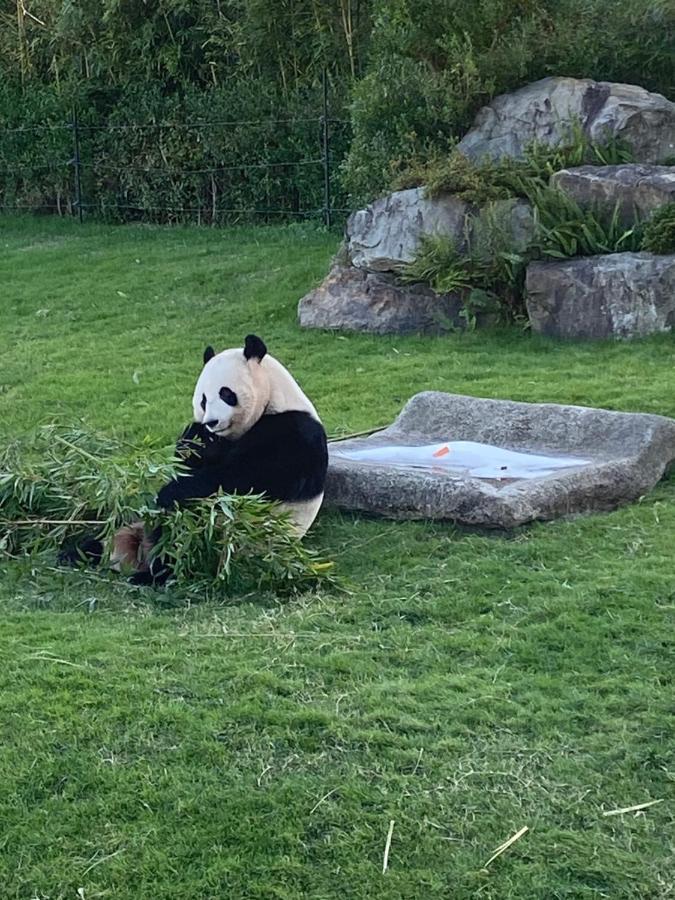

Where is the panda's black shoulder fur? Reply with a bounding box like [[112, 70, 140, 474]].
[[157, 411, 328, 509]]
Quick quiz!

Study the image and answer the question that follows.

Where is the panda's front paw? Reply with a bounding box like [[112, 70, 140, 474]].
[[157, 481, 180, 509], [128, 570, 156, 586]]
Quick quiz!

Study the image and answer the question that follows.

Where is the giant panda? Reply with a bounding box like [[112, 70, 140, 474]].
[[60, 334, 328, 585]]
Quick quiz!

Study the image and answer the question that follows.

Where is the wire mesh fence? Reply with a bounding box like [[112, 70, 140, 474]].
[[0, 79, 353, 226]]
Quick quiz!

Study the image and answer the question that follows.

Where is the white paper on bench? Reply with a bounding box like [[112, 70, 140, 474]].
[[332, 441, 591, 480]]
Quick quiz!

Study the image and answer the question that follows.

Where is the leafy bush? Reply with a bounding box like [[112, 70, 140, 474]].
[[0, 82, 74, 214], [400, 181, 644, 322], [0, 425, 335, 598], [394, 127, 634, 204], [1, 0, 672, 217], [640, 203, 675, 254], [399, 231, 525, 325], [395, 151, 515, 204], [0, 79, 353, 224]]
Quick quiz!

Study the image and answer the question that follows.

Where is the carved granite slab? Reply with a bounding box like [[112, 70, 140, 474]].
[[326, 392, 675, 528]]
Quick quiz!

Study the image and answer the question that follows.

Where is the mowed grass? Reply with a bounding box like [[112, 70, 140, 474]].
[[0, 214, 673, 899]]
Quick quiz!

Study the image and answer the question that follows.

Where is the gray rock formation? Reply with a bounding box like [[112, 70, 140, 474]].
[[300, 77, 675, 337], [326, 391, 675, 528], [298, 193, 535, 334], [526, 252, 675, 339], [458, 78, 675, 164], [297, 265, 465, 334], [347, 187, 470, 271], [346, 189, 536, 272], [551, 164, 675, 225]]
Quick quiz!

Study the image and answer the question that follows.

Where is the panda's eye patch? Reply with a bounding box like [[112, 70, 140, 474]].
[[219, 387, 238, 407], [200, 393, 206, 411]]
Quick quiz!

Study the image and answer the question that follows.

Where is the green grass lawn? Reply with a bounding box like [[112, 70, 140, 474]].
[[1, 215, 673, 899]]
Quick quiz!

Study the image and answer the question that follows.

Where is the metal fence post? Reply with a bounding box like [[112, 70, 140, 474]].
[[321, 68, 331, 228], [71, 105, 84, 223]]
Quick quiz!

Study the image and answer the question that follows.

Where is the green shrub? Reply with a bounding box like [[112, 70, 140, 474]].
[[0, 79, 353, 224], [394, 151, 516, 204], [399, 176, 645, 322], [0, 82, 73, 213], [2, 0, 672, 218], [640, 203, 675, 254], [394, 127, 634, 204], [399, 230, 526, 324]]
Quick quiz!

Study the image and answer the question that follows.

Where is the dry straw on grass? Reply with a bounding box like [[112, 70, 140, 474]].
[[382, 819, 395, 874], [482, 825, 529, 870], [602, 799, 663, 817]]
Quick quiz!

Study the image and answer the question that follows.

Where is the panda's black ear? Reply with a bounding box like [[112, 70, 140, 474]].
[[243, 334, 267, 362], [203, 345, 215, 365]]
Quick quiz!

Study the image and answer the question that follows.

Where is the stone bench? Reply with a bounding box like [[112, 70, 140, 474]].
[[326, 392, 675, 528]]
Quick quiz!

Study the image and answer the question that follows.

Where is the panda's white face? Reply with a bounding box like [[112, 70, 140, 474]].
[[192, 346, 270, 440]]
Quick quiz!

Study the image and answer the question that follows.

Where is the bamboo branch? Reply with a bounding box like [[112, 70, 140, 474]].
[[51, 433, 101, 463], [2, 518, 105, 527], [328, 426, 386, 443]]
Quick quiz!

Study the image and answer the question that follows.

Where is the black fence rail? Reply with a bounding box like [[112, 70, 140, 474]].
[[0, 77, 352, 226]]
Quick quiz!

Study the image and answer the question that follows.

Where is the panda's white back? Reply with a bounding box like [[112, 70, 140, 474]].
[[262, 354, 319, 421]]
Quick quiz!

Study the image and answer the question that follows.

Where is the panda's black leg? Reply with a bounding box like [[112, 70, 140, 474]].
[[57, 534, 104, 568], [128, 562, 171, 587], [128, 570, 157, 586]]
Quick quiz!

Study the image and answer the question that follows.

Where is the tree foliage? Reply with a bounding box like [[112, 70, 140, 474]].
[[1, 0, 372, 90], [0, 0, 672, 214], [0, 1, 370, 219]]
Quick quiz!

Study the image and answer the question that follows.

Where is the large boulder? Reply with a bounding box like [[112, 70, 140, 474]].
[[458, 78, 675, 164], [551, 164, 675, 225], [345, 188, 535, 273], [526, 252, 675, 339], [297, 265, 466, 334], [347, 187, 470, 271]]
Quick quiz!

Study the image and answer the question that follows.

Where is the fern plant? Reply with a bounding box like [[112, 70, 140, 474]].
[[522, 122, 633, 179], [640, 203, 675, 254], [526, 185, 642, 259], [395, 124, 635, 204], [399, 232, 525, 324], [399, 234, 474, 293]]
